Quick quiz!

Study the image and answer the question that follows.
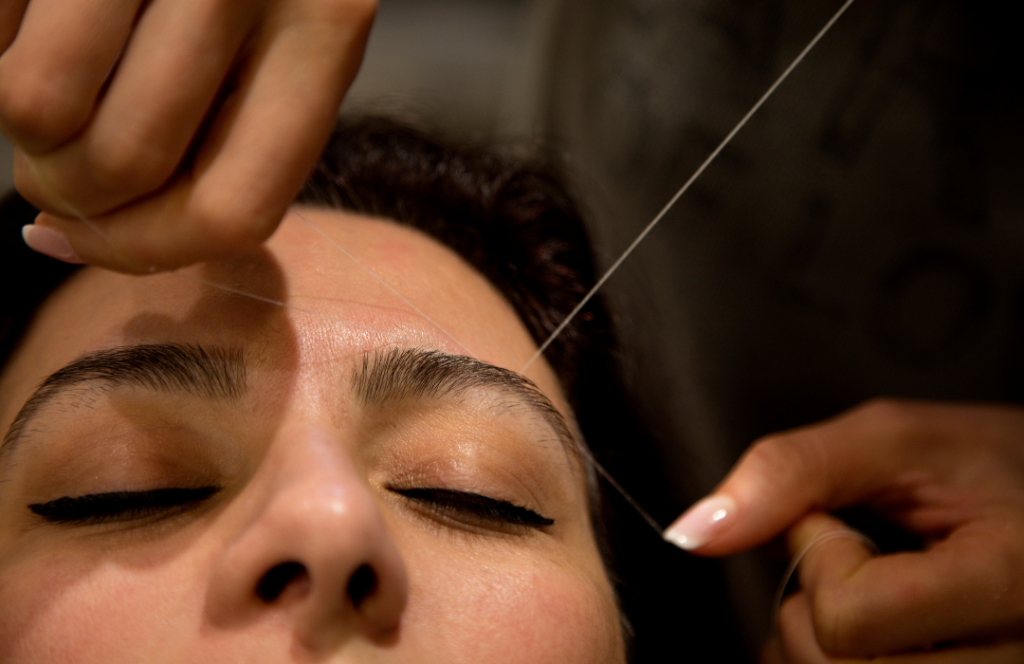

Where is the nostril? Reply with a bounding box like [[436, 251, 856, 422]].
[[347, 564, 378, 608], [256, 561, 308, 603]]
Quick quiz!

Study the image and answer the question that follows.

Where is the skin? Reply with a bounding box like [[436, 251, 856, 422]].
[[0, 208, 625, 663]]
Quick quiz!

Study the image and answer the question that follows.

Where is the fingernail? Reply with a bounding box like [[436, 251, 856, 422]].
[[22, 224, 83, 264], [663, 495, 736, 551]]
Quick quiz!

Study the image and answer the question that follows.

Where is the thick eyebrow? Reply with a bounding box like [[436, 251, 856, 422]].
[[354, 348, 577, 452], [0, 344, 246, 464]]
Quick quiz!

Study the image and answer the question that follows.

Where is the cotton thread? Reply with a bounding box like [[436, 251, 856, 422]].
[[172, 272, 446, 349], [33, 0, 855, 541], [520, 0, 858, 374], [35, 193, 455, 351], [57, 198, 670, 537], [587, 451, 665, 535], [771, 527, 880, 636]]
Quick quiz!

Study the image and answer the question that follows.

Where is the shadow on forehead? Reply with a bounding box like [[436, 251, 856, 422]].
[[197, 247, 289, 299], [105, 247, 311, 392], [0, 344, 248, 470], [0, 249, 298, 474]]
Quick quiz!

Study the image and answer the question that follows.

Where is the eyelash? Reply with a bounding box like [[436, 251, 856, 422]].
[[389, 487, 554, 529], [29, 487, 221, 526], [27, 486, 553, 530]]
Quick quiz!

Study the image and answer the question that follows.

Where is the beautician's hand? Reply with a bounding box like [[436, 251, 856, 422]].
[[0, 0, 376, 272], [664, 399, 1024, 663]]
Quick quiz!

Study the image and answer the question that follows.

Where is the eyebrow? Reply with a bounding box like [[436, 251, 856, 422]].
[[0, 344, 246, 464], [354, 347, 577, 452], [0, 345, 575, 470]]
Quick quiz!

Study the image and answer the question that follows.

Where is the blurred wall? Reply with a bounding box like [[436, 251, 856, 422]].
[[342, 0, 554, 141]]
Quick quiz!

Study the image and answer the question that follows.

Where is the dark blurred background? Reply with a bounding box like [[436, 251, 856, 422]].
[[4, 0, 1022, 660]]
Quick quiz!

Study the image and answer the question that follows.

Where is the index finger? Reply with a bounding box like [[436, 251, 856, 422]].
[[659, 399, 1011, 553], [664, 400, 967, 556]]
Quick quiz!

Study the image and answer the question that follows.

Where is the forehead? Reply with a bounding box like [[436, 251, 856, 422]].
[[0, 208, 569, 428]]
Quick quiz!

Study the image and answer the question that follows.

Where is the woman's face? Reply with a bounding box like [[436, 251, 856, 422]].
[[0, 209, 623, 663]]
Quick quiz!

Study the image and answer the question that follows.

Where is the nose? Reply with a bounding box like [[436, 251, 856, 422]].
[[206, 425, 409, 652]]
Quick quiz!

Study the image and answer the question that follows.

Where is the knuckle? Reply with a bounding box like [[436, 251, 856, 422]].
[[89, 135, 177, 196], [0, 66, 87, 147], [746, 433, 827, 494], [188, 189, 279, 252], [853, 398, 923, 444], [853, 398, 917, 432], [745, 436, 795, 477]]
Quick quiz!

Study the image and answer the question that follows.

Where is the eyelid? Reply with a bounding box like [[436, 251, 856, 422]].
[[388, 486, 554, 529], [28, 486, 222, 526]]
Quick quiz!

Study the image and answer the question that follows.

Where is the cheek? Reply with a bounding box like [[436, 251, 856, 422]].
[[404, 549, 623, 664], [0, 556, 202, 664]]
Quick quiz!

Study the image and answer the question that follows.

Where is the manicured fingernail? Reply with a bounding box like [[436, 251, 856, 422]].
[[663, 495, 736, 551], [22, 224, 83, 264]]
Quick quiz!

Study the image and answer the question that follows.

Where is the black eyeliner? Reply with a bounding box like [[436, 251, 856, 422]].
[[391, 487, 554, 527], [29, 486, 221, 525]]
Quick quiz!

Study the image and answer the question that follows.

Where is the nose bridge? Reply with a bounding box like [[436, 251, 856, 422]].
[[265, 433, 381, 563], [269, 422, 374, 521], [207, 424, 408, 651]]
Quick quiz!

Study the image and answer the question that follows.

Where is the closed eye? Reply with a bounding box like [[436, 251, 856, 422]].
[[29, 486, 222, 526], [389, 486, 554, 528]]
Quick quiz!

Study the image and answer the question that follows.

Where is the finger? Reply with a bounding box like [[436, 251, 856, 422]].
[[0, 0, 144, 153], [30, 0, 377, 272], [16, 0, 263, 217], [0, 0, 29, 54], [664, 400, 957, 555], [791, 512, 1024, 656], [777, 593, 1024, 664], [777, 594, 836, 664]]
